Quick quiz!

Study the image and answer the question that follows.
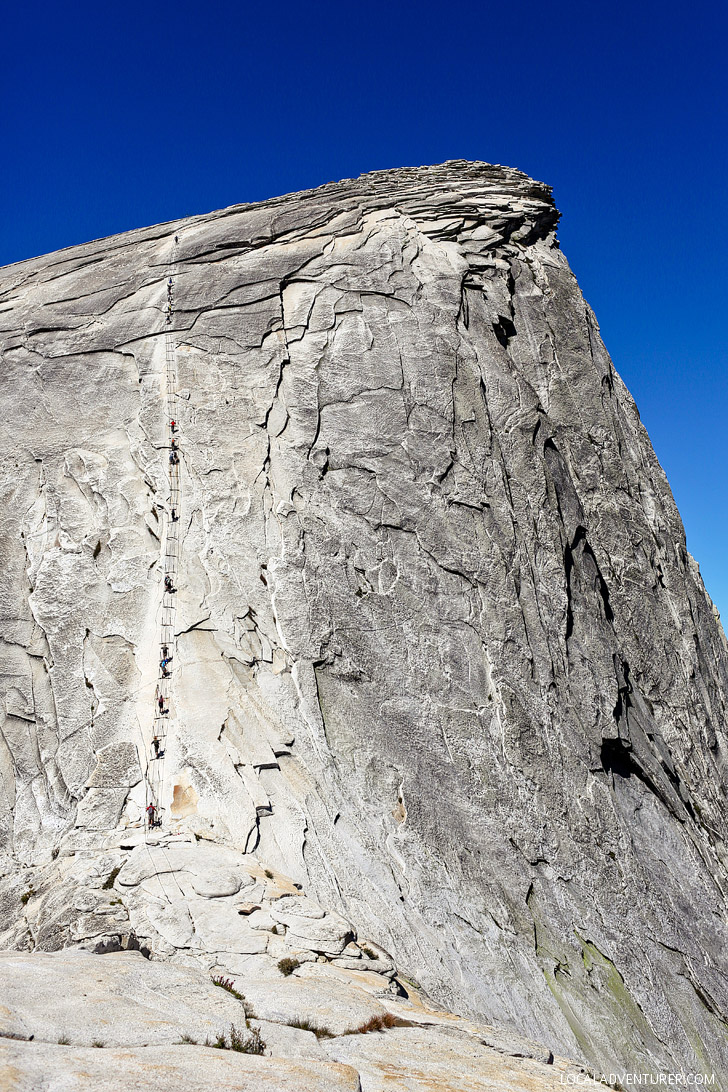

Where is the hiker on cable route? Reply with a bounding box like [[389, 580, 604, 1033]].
[[146, 803, 157, 828], [151, 736, 163, 759]]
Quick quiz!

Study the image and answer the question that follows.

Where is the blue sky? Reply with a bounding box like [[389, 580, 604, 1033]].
[[3, 0, 726, 617]]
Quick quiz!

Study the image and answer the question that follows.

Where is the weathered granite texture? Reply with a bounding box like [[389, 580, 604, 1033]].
[[0, 162, 727, 1080], [0, 948, 601, 1091]]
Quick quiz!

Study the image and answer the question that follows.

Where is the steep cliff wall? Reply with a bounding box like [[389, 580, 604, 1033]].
[[1, 162, 727, 1079]]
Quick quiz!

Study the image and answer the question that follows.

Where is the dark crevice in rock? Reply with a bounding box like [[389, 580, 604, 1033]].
[[600, 736, 635, 780], [613, 657, 631, 730], [492, 316, 516, 349], [93, 931, 151, 959], [600, 733, 695, 821]]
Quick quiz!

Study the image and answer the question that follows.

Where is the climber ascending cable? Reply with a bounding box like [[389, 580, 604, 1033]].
[[152, 736, 162, 759], [164, 576, 176, 594], [146, 803, 156, 828]]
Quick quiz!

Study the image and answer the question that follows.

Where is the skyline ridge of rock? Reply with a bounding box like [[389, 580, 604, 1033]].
[[0, 160, 726, 1083]]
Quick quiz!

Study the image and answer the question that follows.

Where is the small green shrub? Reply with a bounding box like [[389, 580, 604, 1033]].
[[207, 1025, 266, 1054], [20, 889, 34, 906], [91, 1040, 105, 1048], [264, 869, 274, 880], [102, 867, 121, 890], [57, 1035, 70, 1045], [230, 1025, 265, 1055], [277, 957, 300, 977], [179, 1033, 197, 1044], [211, 975, 245, 1002], [360, 945, 377, 960]]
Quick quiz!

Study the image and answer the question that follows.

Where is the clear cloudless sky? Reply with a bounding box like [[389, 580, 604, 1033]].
[[2, 0, 727, 616]]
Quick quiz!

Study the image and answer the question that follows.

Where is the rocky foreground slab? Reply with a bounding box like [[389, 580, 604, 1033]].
[[0, 949, 601, 1091]]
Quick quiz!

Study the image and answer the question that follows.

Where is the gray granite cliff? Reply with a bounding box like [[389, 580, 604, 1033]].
[[1, 162, 726, 1082]]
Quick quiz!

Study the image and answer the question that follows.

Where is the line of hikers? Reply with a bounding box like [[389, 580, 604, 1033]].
[[147, 259, 182, 828]]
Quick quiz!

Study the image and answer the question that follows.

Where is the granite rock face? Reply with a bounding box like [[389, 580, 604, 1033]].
[[0, 162, 727, 1080]]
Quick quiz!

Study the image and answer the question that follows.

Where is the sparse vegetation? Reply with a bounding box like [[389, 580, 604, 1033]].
[[57, 1035, 70, 1045], [205, 1025, 266, 1054], [345, 1013, 398, 1035], [263, 868, 274, 880], [20, 888, 34, 906], [91, 1040, 105, 1048], [288, 1018, 335, 1040], [277, 956, 299, 977], [360, 945, 377, 960], [211, 975, 245, 1002], [344, 1013, 412, 1035], [231, 1025, 265, 1054], [179, 1033, 197, 1045], [102, 867, 121, 890]]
